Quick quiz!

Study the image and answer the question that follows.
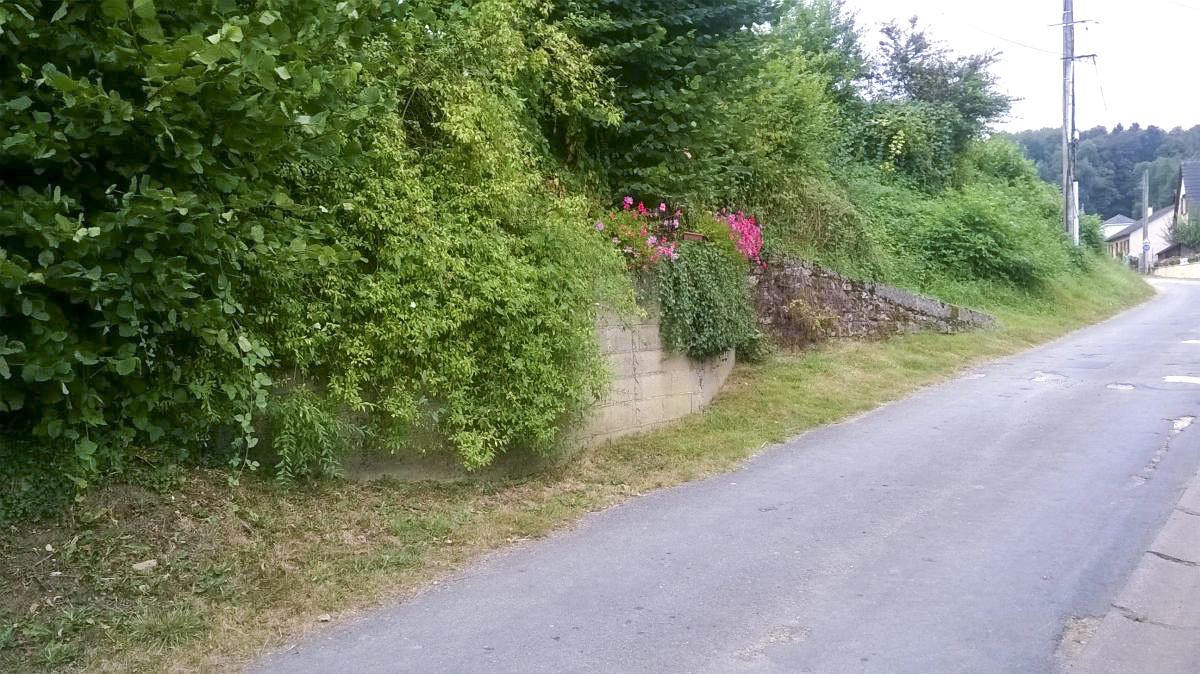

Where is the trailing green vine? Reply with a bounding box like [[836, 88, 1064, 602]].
[[655, 241, 759, 360]]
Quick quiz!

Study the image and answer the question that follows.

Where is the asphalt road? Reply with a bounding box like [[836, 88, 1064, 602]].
[[254, 279, 1200, 674]]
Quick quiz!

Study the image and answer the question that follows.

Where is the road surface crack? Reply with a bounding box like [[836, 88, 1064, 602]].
[[1133, 417, 1197, 485], [1147, 550, 1200, 567], [1112, 604, 1196, 631]]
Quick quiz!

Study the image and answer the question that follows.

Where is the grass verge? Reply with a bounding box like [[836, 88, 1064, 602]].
[[0, 261, 1152, 673]]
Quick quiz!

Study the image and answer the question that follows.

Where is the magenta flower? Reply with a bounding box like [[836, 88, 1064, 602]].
[[623, 196, 633, 208], [595, 221, 604, 231]]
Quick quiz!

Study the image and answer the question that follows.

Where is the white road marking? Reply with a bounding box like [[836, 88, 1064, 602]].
[[1163, 376, 1200, 385]]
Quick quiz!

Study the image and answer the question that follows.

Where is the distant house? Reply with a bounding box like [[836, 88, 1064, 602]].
[[1175, 161, 1200, 225], [1106, 205, 1175, 260], [1100, 214, 1135, 240], [1158, 161, 1200, 262]]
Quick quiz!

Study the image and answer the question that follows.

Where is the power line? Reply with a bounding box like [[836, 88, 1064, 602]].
[[924, 9, 1063, 57], [970, 27, 1062, 57], [1087, 56, 1109, 115]]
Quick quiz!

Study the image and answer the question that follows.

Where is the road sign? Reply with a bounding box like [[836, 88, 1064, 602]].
[[1143, 242, 1151, 252]]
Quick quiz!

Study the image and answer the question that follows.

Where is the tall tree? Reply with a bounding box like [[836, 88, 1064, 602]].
[[553, 0, 781, 204], [859, 18, 1013, 191]]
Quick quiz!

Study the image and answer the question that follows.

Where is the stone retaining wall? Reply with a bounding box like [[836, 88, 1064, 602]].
[[752, 255, 997, 347], [573, 312, 735, 447]]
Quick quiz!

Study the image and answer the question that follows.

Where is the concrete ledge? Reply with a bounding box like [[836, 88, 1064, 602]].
[[1068, 610, 1200, 673], [1063, 470, 1200, 673], [1111, 550, 1200, 629], [1148, 510, 1200, 565]]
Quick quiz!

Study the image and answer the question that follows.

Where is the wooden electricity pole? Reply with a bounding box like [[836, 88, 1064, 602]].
[[1062, 0, 1076, 240]]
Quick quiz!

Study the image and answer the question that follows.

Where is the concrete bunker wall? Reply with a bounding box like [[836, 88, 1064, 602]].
[[574, 312, 735, 447]]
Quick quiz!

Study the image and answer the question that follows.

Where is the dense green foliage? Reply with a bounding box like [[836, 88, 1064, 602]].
[[1010, 123, 1200, 218], [254, 3, 628, 472], [861, 19, 1013, 193], [656, 242, 757, 359], [554, 0, 779, 204], [853, 136, 1074, 295], [1, 0, 399, 504], [2, 0, 1110, 517], [1, 0, 628, 510]]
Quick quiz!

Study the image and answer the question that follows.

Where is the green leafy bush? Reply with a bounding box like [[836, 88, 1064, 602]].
[[267, 386, 353, 484], [253, 3, 629, 471], [0, 0, 395, 492], [1170, 215, 1200, 251], [656, 242, 758, 359], [919, 192, 1041, 286]]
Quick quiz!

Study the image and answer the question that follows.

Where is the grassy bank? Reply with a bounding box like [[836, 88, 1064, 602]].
[[0, 261, 1151, 673]]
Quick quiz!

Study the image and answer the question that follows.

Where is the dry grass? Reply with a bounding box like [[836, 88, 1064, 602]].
[[0, 262, 1152, 673]]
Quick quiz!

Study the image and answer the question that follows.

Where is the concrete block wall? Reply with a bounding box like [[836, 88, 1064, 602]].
[[576, 313, 735, 447]]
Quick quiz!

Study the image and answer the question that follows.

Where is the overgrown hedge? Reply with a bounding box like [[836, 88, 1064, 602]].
[[1, 1, 399, 503], [1, 0, 1095, 520], [0, 0, 628, 516]]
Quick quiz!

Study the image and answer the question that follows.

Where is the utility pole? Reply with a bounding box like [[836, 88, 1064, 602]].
[[1141, 170, 1151, 274], [1061, 0, 1076, 240]]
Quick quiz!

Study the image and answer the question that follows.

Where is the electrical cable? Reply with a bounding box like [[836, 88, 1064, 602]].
[[1088, 57, 1109, 115], [967, 26, 1061, 57], [914, 8, 1064, 57]]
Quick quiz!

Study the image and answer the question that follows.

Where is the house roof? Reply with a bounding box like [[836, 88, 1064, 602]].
[[1102, 214, 1135, 226], [1182, 161, 1200, 212], [1106, 205, 1176, 242]]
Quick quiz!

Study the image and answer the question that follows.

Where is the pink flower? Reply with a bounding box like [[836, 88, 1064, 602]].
[[658, 202, 667, 213], [623, 196, 633, 208], [647, 235, 658, 245], [595, 221, 604, 231]]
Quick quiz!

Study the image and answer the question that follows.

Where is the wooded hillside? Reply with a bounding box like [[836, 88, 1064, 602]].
[[1008, 124, 1200, 218]]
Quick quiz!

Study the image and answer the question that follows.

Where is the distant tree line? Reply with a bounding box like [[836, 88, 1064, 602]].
[[1008, 124, 1200, 219]]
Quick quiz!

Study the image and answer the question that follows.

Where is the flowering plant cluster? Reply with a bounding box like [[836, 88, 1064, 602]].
[[597, 197, 766, 271], [715, 209, 765, 268], [596, 196, 681, 269]]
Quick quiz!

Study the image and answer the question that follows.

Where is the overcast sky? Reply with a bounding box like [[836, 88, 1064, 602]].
[[846, 0, 1200, 133]]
